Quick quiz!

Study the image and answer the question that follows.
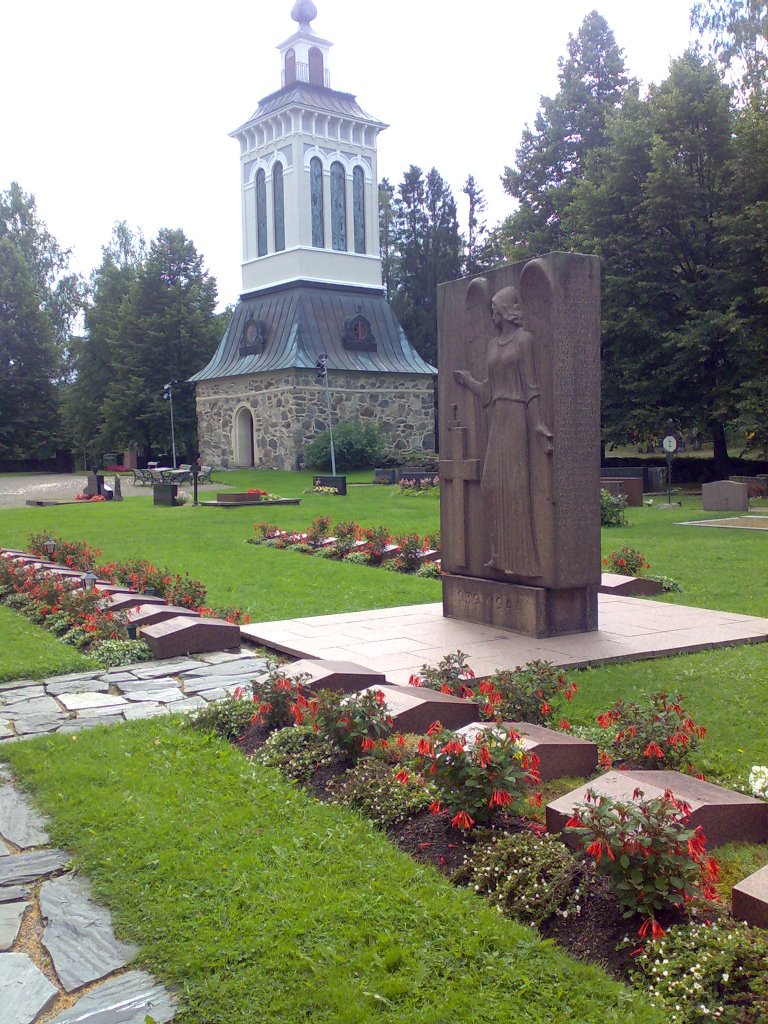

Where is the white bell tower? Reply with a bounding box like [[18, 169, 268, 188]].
[[231, 1, 387, 295]]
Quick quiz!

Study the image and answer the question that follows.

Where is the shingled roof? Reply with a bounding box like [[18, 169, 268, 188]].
[[189, 283, 436, 382], [232, 83, 386, 135]]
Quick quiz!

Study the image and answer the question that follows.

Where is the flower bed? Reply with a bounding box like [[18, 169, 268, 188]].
[[249, 517, 441, 576], [187, 649, 768, 1022]]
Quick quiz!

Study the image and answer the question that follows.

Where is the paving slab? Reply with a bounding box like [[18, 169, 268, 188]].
[[103, 671, 139, 684], [167, 696, 207, 712], [0, 786, 50, 847], [0, 899, 29, 950], [131, 659, 205, 680], [46, 676, 110, 696], [0, 695, 63, 717], [242, 596, 768, 681], [0, 686, 47, 703], [195, 649, 259, 664], [0, 951, 59, 1024], [0, 679, 39, 692], [0, 723, 15, 741], [0, 886, 30, 903], [12, 714, 70, 736], [121, 688, 183, 704], [46, 968, 176, 1024], [57, 692, 127, 712], [182, 658, 268, 680], [40, 875, 138, 991], [115, 676, 179, 693], [0, 849, 69, 885], [43, 670, 104, 688], [122, 704, 169, 721]]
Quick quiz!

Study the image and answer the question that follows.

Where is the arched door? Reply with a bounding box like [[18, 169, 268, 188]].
[[234, 407, 255, 467]]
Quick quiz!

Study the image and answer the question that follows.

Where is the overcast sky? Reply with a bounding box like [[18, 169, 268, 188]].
[[1, 1, 698, 310]]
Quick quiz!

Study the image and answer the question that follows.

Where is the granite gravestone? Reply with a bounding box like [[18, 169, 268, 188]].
[[702, 480, 749, 512], [438, 253, 601, 637]]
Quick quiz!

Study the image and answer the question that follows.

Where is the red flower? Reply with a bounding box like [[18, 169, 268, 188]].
[[428, 800, 444, 814], [488, 789, 512, 808], [585, 840, 604, 863], [441, 740, 465, 756], [476, 745, 492, 769], [643, 741, 664, 759], [360, 738, 376, 752], [564, 815, 582, 829], [637, 918, 665, 940], [373, 690, 386, 706], [558, 719, 572, 731], [597, 712, 616, 729], [540, 702, 552, 716], [528, 792, 543, 808], [427, 721, 443, 736], [687, 827, 707, 859], [450, 810, 475, 831], [408, 674, 423, 687], [417, 738, 434, 757], [395, 734, 406, 747], [395, 770, 410, 785]]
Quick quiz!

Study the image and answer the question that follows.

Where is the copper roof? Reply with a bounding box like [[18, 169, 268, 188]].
[[232, 83, 385, 134], [189, 283, 436, 382]]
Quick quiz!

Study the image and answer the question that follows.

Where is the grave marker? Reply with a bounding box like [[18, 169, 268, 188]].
[[139, 616, 241, 658], [360, 684, 479, 734], [457, 721, 598, 782]]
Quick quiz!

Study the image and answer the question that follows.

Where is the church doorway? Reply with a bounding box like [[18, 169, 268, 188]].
[[234, 407, 256, 467]]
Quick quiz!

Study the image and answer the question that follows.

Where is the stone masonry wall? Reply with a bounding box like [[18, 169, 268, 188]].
[[196, 370, 436, 471]]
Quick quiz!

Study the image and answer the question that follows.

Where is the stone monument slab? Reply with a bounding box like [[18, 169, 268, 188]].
[[598, 573, 664, 597], [732, 863, 768, 929], [258, 658, 387, 695], [126, 604, 200, 628], [103, 593, 167, 613], [702, 480, 749, 512], [547, 769, 768, 848], [438, 253, 601, 637], [457, 721, 598, 782], [360, 684, 479, 734], [139, 616, 240, 658]]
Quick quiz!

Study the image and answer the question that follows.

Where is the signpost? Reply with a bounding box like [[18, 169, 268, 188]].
[[315, 354, 337, 476], [662, 434, 677, 506]]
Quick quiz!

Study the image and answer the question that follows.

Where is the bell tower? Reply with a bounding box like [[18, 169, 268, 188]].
[[231, 1, 387, 294]]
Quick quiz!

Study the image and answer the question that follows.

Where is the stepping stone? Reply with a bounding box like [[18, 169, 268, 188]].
[[0, 680, 39, 692], [196, 650, 256, 664], [0, 898, 30, 950], [456, 722, 598, 782], [167, 696, 207, 712], [598, 572, 664, 597], [126, 604, 199, 628], [0, 687, 47, 704], [182, 677, 236, 695], [46, 968, 176, 1024], [122, 689, 183, 704], [116, 677, 178, 693], [0, 786, 50, 847], [104, 671, 138, 684], [0, 849, 69, 885], [0, 951, 59, 1024], [40, 875, 138, 991], [546, 770, 768, 849], [0, 886, 31, 903], [13, 715, 69, 737], [199, 688, 229, 702], [47, 676, 109, 697], [0, 724, 15, 741], [57, 693, 126, 712], [0, 696, 63, 717], [43, 670, 104, 690], [183, 659, 268, 680], [732, 864, 768, 929], [359, 684, 480, 734], [122, 704, 168, 721], [132, 659, 205, 680], [259, 659, 387, 695]]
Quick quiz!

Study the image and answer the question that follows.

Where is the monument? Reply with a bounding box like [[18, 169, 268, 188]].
[[438, 253, 601, 638]]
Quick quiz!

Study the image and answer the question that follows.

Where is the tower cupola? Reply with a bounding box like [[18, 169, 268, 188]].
[[280, 0, 331, 89]]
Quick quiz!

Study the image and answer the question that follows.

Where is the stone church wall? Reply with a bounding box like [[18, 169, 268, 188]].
[[196, 370, 436, 471]]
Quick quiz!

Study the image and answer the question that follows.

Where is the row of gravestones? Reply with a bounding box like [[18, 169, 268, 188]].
[[269, 532, 441, 564], [0, 550, 241, 658], [279, 658, 768, 930]]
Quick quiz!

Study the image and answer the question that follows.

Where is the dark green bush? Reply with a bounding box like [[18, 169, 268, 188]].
[[326, 757, 435, 828], [303, 422, 384, 470], [255, 726, 339, 783]]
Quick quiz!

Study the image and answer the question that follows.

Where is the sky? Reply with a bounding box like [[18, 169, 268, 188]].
[[1, 0, 698, 310]]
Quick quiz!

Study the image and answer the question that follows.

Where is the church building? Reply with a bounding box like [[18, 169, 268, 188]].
[[191, 0, 436, 470]]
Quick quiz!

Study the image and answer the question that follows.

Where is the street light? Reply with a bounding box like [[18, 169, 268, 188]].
[[82, 571, 98, 591], [43, 538, 57, 558], [315, 354, 337, 476], [163, 380, 178, 468]]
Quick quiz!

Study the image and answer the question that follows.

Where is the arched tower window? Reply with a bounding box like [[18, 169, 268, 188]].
[[330, 162, 346, 251], [284, 48, 296, 85], [308, 47, 324, 86], [256, 169, 268, 257], [353, 166, 366, 254], [273, 162, 285, 252], [310, 157, 324, 248]]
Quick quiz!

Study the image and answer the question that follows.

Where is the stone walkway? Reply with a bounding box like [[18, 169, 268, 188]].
[[0, 648, 268, 1022]]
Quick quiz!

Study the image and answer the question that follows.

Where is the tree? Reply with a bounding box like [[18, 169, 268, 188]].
[[63, 223, 145, 463], [691, 0, 768, 102], [378, 178, 397, 299], [99, 229, 220, 462], [0, 237, 60, 459], [0, 183, 84, 380], [388, 166, 463, 365], [463, 175, 499, 275], [501, 11, 630, 255]]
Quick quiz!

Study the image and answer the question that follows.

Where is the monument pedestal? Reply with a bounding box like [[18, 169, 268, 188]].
[[442, 573, 597, 638]]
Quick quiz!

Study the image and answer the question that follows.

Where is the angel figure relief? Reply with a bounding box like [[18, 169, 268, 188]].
[[453, 280, 553, 578]]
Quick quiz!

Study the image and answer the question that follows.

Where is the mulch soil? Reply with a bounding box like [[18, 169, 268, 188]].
[[232, 726, 705, 985]]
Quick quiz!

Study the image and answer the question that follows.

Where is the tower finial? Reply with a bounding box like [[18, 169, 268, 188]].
[[291, 0, 317, 30]]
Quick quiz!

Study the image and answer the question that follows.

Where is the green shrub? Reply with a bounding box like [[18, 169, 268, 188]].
[[292, 689, 393, 755], [190, 690, 254, 740], [600, 488, 628, 527], [327, 757, 435, 828], [303, 422, 384, 470], [453, 830, 582, 927], [255, 725, 339, 783], [89, 639, 153, 667], [416, 560, 441, 579], [483, 661, 578, 727], [628, 920, 768, 1023], [596, 692, 706, 771], [603, 545, 650, 576]]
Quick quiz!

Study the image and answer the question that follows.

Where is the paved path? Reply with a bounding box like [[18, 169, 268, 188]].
[[0, 648, 268, 1022], [242, 593, 768, 685], [0, 473, 224, 508]]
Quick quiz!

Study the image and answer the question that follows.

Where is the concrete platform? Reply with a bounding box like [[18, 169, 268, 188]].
[[241, 594, 768, 685]]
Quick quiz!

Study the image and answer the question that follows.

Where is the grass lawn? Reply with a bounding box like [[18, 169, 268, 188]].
[[0, 603, 96, 681], [1, 718, 660, 1024]]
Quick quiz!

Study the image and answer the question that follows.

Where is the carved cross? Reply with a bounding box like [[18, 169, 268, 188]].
[[440, 425, 481, 568]]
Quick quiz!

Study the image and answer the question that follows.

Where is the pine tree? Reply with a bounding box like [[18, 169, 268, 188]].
[[691, 0, 768, 103]]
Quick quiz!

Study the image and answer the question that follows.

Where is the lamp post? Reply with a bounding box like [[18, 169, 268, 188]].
[[163, 380, 178, 469], [315, 353, 336, 476], [82, 571, 98, 591], [43, 538, 57, 559]]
